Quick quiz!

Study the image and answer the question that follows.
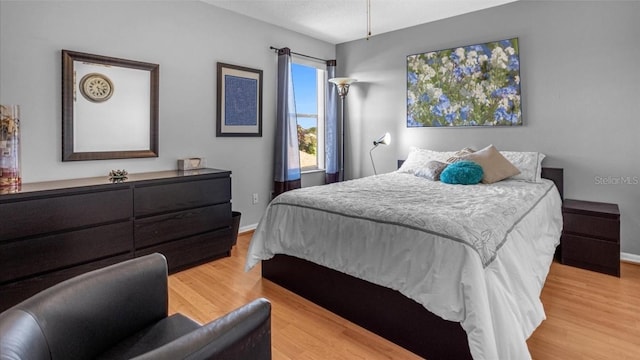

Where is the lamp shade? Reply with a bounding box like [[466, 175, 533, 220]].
[[369, 132, 390, 175], [329, 77, 357, 98], [328, 77, 357, 86], [373, 132, 391, 146]]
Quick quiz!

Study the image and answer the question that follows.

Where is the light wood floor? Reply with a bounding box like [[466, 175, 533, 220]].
[[168, 232, 640, 359]]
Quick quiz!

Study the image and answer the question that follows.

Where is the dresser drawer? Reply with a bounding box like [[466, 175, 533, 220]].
[[134, 203, 231, 248], [134, 177, 231, 217], [135, 228, 233, 273], [0, 222, 132, 284], [563, 213, 619, 242], [0, 253, 133, 312], [561, 234, 620, 276], [0, 189, 132, 241]]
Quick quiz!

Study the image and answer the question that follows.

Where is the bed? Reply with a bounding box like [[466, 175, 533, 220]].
[[246, 150, 563, 360]]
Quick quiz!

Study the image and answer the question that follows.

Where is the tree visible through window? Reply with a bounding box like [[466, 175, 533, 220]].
[[292, 62, 325, 171]]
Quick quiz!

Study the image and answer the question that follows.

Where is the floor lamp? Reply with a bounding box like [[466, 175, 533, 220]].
[[328, 77, 357, 181]]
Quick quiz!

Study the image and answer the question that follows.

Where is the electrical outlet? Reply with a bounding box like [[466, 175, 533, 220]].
[[252, 193, 259, 205]]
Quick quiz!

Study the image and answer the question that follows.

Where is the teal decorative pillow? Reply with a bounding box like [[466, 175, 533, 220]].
[[440, 160, 484, 185]]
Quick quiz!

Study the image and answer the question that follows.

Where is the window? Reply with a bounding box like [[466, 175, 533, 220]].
[[292, 62, 326, 171]]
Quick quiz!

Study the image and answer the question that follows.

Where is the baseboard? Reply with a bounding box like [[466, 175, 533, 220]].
[[621, 252, 640, 264], [239, 223, 258, 234]]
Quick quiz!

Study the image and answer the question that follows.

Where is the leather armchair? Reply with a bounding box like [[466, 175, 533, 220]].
[[0, 253, 271, 360]]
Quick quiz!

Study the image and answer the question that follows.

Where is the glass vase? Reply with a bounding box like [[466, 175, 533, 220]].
[[0, 105, 21, 189]]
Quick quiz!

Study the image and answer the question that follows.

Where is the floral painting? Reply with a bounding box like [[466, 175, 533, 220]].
[[407, 38, 522, 127]]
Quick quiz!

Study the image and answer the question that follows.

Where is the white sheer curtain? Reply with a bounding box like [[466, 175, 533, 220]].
[[324, 60, 339, 183], [273, 47, 301, 197]]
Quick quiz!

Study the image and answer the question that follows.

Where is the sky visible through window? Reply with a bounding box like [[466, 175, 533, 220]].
[[292, 63, 317, 129]]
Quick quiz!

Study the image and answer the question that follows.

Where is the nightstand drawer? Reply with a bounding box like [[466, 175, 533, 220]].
[[561, 234, 620, 276], [563, 213, 619, 241]]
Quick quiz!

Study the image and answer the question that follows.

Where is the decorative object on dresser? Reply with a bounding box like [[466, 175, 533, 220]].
[[0, 168, 234, 311], [0, 105, 21, 190], [561, 199, 620, 276], [108, 169, 128, 183], [62, 50, 159, 161], [178, 157, 206, 170]]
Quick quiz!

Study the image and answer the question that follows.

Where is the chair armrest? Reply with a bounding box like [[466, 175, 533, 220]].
[[132, 298, 271, 360], [0, 309, 51, 360]]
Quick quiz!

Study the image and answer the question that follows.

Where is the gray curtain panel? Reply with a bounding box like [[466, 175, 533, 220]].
[[273, 47, 301, 198], [325, 60, 339, 184]]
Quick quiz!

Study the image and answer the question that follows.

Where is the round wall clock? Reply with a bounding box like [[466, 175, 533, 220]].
[[79, 73, 114, 103]]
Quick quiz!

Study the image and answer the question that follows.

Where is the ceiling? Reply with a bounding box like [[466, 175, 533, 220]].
[[200, 0, 518, 44]]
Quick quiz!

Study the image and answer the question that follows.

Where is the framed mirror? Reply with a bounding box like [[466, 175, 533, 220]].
[[62, 50, 159, 161]]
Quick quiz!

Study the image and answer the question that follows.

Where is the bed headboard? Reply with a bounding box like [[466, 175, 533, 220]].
[[396, 160, 564, 199], [541, 167, 564, 199]]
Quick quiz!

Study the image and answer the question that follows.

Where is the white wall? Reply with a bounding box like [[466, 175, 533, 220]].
[[0, 0, 335, 229], [337, 1, 640, 255]]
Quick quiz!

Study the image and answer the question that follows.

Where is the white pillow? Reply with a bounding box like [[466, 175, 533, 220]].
[[397, 147, 458, 174], [414, 160, 449, 181], [500, 151, 546, 182]]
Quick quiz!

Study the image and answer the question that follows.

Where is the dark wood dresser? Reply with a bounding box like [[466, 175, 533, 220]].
[[561, 199, 620, 276], [0, 168, 233, 311]]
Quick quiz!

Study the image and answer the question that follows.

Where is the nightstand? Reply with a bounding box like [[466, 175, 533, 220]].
[[561, 199, 620, 276]]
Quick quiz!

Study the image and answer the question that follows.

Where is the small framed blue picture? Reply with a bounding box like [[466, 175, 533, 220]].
[[216, 62, 263, 137]]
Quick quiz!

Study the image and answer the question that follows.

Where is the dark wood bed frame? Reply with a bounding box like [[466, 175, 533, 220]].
[[262, 167, 563, 359]]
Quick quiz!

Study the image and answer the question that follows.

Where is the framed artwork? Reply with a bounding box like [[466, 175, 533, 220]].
[[407, 38, 522, 127], [216, 62, 263, 137]]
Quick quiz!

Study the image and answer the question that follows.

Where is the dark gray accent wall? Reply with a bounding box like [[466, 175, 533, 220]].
[[336, 1, 640, 255]]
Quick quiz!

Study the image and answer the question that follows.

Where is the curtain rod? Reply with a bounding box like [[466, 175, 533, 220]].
[[269, 46, 332, 63]]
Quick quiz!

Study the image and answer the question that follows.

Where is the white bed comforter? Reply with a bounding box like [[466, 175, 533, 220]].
[[246, 172, 562, 359]]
